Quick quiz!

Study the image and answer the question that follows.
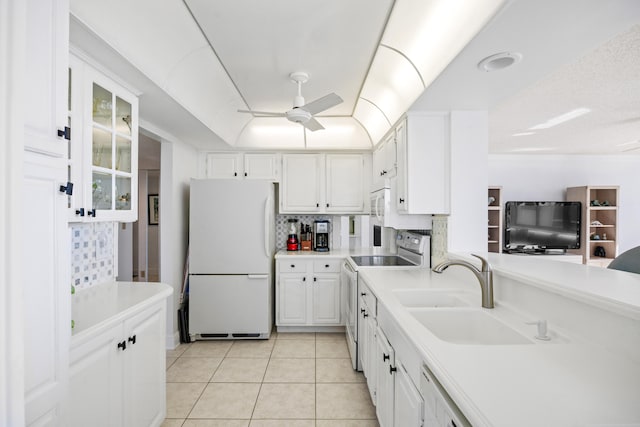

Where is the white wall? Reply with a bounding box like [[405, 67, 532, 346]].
[[447, 111, 489, 254], [160, 139, 198, 348], [488, 154, 640, 253]]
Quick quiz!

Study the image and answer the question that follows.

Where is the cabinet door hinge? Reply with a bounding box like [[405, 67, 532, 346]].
[[57, 126, 71, 140]]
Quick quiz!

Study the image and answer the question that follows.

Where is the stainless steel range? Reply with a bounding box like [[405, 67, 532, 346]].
[[342, 230, 430, 370]]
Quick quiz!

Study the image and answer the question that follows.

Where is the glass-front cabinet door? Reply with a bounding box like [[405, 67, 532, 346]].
[[68, 54, 138, 222]]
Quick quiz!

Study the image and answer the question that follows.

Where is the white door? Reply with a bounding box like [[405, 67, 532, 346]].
[[281, 154, 321, 212], [206, 153, 242, 179], [23, 152, 70, 426], [394, 360, 424, 427], [365, 314, 378, 404], [244, 153, 279, 180], [376, 327, 395, 427], [189, 179, 273, 274], [278, 274, 308, 325], [123, 303, 166, 427], [395, 120, 408, 213], [311, 274, 341, 324], [67, 324, 122, 427], [325, 154, 364, 212], [189, 275, 272, 335]]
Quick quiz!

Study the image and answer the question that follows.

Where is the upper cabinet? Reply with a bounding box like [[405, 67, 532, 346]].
[[372, 132, 397, 191], [68, 55, 139, 222], [280, 153, 366, 214], [394, 112, 450, 215], [205, 152, 280, 180]]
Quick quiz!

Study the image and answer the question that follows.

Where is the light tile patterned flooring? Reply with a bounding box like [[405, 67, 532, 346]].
[[162, 332, 380, 427]]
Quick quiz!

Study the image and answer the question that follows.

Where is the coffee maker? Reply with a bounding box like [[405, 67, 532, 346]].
[[313, 220, 330, 252]]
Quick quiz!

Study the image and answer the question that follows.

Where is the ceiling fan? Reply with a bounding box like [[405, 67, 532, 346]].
[[238, 72, 343, 131]]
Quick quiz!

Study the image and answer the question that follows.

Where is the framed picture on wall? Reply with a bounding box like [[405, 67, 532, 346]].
[[148, 194, 159, 225]]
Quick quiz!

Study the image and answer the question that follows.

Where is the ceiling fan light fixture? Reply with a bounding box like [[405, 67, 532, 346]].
[[477, 52, 522, 72]]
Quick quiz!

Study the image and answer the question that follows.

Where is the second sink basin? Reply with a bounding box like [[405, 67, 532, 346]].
[[392, 289, 471, 308], [408, 308, 533, 345]]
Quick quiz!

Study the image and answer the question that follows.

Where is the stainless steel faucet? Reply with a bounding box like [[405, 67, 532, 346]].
[[432, 254, 494, 309]]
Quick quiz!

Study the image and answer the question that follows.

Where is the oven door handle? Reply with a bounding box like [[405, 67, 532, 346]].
[[343, 261, 356, 274]]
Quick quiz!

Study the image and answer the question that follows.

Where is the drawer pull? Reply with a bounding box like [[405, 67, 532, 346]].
[[128, 335, 137, 345], [383, 353, 389, 361], [291, 264, 295, 268], [117, 340, 126, 351], [325, 264, 329, 268], [389, 365, 397, 374]]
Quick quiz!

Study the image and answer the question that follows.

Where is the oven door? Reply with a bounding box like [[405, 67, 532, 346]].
[[341, 260, 359, 370]]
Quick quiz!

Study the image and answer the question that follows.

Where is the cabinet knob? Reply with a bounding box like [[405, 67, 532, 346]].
[[59, 182, 73, 195], [128, 335, 137, 345], [87, 209, 96, 217], [363, 313, 368, 318], [313, 277, 317, 282], [234, 172, 237, 177], [303, 277, 306, 282], [326, 203, 329, 208], [399, 198, 405, 204], [383, 353, 389, 361], [117, 340, 126, 351], [361, 308, 366, 314], [75, 208, 85, 217], [325, 264, 329, 268], [316, 203, 320, 208], [244, 172, 247, 177], [291, 264, 295, 268], [389, 365, 397, 374], [360, 292, 366, 296], [57, 126, 70, 140]]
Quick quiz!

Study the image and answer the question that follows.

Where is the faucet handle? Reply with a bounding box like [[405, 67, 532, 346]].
[[471, 254, 491, 272]]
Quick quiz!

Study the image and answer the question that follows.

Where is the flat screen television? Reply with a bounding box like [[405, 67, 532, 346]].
[[504, 201, 581, 253]]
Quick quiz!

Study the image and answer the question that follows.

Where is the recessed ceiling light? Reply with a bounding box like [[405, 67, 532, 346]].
[[477, 52, 522, 72]]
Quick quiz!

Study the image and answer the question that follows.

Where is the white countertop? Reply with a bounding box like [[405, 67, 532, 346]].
[[275, 248, 395, 258], [72, 281, 173, 339], [358, 255, 640, 427]]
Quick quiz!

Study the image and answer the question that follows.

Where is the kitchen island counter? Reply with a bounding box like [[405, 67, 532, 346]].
[[358, 253, 640, 427]]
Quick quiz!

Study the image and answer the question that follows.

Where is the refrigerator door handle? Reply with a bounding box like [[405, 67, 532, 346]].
[[264, 194, 273, 257], [248, 274, 269, 279]]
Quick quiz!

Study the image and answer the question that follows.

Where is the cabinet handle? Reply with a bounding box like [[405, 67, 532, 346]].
[[382, 170, 387, 175], [361, 292, 366, 296], [117, 340, 126, 351], [326, 203, 329, 208], [75, 208, 85, 217], [316, 203, 320, 208], [234, 172, 237, 177], [383, 353, 389, 361], [128, 335, 137, 345], [303, 277, 306, 282], [363, 313, 368, 318], [399, 198, 405, 204], [389, 365, 397, 374], [59, 182, 73, 195], [325, 264, 330, 268], [313, 277, 317, 282], [57, 126, 71, 140], [244, 172, 247, 177], [361, 308, 366, 314], [291, 264, 295, 268], [87, 209, 96, 217]]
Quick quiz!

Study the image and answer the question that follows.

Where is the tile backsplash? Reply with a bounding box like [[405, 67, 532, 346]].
[[431, 215, 448, 265], [70, 222, 116, 291], [276, 214, 332, 250]]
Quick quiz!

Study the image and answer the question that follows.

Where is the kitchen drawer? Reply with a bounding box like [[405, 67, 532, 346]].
[[313, 259, 342, 273], [279, 261, 308, 273], [359, 282, 377, 317]]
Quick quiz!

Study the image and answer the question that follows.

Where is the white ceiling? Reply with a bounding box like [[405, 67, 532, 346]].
[[69, 0, 640, 154]]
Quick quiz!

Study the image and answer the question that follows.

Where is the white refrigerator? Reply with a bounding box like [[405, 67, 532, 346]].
[[188, 179, 275, 340]]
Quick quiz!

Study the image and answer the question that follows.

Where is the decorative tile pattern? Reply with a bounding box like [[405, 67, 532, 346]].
[[70, 222, 116, 291], [431, 215, 448, 265]]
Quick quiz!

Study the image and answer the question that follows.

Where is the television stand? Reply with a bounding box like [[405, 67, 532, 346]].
[[504, 247, 567, 255]]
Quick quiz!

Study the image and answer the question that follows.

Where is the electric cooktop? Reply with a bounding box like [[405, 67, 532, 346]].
[[350, 255, 417, 267]]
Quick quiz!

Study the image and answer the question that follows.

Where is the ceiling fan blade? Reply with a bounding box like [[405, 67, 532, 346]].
[[301, 93, 343, 115], [303, 117, 325, 132], [237, 109, 284, 117]]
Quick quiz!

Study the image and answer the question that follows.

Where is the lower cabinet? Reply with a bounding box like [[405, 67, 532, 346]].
[[68, 301, 166, 427], [394, 360, 424, 427], [375, 326, 395, 427], [276, 258, 342, 326]]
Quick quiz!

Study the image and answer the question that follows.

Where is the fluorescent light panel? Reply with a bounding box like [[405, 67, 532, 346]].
[[528, 108, 591, 130]]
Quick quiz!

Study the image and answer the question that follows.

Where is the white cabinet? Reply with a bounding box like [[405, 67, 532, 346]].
[[276, 258, 342, 327], [281, 154, 322, 212], [395, 112, 450, 215], [22, 152, 70, 427], [394, 360, 424, 427], [205, 152, 280, 180], [325, 154, 365, 212], [22, 0, 70, 424], [372, 132, 397, 190], [359, 281, 378, 405], [280, 153, 366, 214], [67, 54, 139, 222], [68, 287, 169, 427], [375, 326, 395, 427]]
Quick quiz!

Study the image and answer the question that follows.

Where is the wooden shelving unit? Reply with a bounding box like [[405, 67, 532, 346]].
[[566, 186, 619, 267], [488, 187, 502, 253]]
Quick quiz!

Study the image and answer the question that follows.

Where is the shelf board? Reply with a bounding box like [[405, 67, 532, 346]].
[[589, 206, 617, 210], [589, 239, 614, 243], [488, 206, 501, 210], [488, 240, 499, 244], [589, 224, 615, 228], [488, 225, 500, 229]]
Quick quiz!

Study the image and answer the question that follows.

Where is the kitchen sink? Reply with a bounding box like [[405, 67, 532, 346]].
[[408, 308, 533, 345], [392, 289, 471, 308]]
